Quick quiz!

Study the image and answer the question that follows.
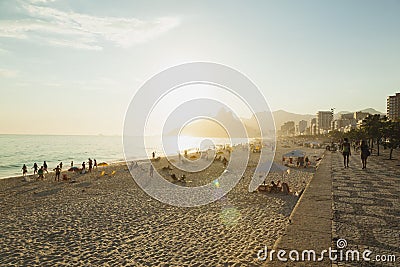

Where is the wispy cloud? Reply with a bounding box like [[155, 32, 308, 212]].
[[0, 68, 18, 78], [0, 1, 180, 50]]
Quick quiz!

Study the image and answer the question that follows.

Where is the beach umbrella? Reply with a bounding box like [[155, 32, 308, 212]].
[[283, 150, 305, 158], [97, 162, 108, 167], [249, 161, 289, 192], [68, 166, 80, 172]]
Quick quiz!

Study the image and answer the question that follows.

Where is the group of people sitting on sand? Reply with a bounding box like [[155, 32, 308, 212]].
[[258, 180, 298, 195], [170, 173, 186, 183]]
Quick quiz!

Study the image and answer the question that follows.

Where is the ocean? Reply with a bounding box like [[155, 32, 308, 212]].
[[0, 135, 248, 178]]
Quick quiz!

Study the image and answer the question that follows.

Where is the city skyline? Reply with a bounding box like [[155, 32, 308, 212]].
[[1, 0, 399, 135]]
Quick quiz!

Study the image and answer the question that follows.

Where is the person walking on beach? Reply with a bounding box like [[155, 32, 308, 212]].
[[54, 165, 61, 182], [152, 151, 155, 159], [22, 164, 28, 177], [94, 159, 97, 169], [149, 164, 154, 177], [82, 162, 86, 170], [342, 138, 351, 168], [71, 161, 73, 167], [38, 166, 44, 180], [32, 162, 38, 175], [43, 161, 49, 173], [88, 158, 93, 172], [360, 140, 370, 169]]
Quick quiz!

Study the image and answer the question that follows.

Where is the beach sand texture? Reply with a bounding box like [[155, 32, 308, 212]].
[[0, 146, 322, 266]]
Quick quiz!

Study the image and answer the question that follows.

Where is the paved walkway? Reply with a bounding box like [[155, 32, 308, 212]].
[[266, 150, 399, 267], [331, 150, 399, 267]]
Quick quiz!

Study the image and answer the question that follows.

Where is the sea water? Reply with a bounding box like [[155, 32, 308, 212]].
[[0, 134, 248, 178]]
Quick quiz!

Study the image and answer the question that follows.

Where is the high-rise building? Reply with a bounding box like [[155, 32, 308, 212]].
[[354, 111, 370, 121], [298, 120, 307, 134], [387, 93, 400, 120], [317, 111, 333, 134], [310, 118, 317, 135]]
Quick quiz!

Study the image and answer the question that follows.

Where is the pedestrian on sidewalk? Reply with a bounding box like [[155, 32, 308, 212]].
[[149, 164, 154, 177], [342, 138, 351, 168], [360, 140, 370, 169]]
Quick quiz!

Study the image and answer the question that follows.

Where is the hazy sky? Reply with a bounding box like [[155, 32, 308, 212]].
[[0, 0, 399, 135]]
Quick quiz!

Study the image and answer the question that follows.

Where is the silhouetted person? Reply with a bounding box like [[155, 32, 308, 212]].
[[38, 166, 44, 180], [82, 162, 86, 170], [360, 140, 370, 169], [88, 158, 93, 172], [94, 159, 97, 169], [32, 163, 38, 175], [54, 165, 61, 181], [43, 161, 49, 173], [342, 138, 351, 168], [149, 164, 154, 177], [22, 164, 27, 177], [152, 151, 155, 159]]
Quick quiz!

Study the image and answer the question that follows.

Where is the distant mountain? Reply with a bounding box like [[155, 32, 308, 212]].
[[335, 108, 384, 119], [358, 108, 384, 115], [168, 107, 384, 136]]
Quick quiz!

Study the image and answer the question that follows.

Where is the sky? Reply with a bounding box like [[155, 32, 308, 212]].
[[0, 0, 399, 135]]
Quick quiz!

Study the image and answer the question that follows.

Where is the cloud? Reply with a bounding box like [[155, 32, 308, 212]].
[[0, 68, 18, 78], [0, 1, 180, 50], [28, 0, 56, 3]]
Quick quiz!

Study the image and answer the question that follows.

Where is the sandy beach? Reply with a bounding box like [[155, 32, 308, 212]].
[[0, 145, 324, 266]]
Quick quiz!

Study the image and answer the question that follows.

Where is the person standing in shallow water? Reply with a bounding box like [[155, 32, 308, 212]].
[[342, 138, 351, 168], [360, 140, 370, 169]]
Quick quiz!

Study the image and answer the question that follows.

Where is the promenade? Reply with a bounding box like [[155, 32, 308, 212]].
[[268, 149, 399, 267], [332, 149, 399, 266]]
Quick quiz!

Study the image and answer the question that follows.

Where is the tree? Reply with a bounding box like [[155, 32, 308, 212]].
[[382, 120, 400, 160], [361, 115, 387, 156]]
